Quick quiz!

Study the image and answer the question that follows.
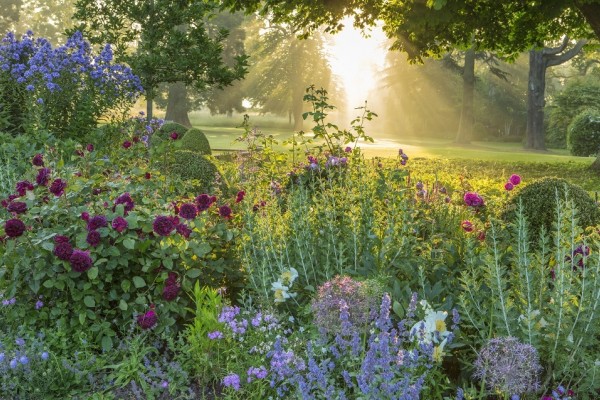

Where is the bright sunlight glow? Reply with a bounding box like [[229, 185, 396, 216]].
[[326, 19, 388, 117]]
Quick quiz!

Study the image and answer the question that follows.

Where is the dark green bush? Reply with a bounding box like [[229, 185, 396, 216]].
[[547, 76, 600, 148], [567, 108, 600, 156], [179, 128, 212, 155], [171, 150, 218, 189], [503, 178, 600, 240], [150, 121, 189, 147]]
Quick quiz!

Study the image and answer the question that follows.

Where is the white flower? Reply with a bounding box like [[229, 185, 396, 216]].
[[410, 309, 450, 344], [280, 268, 298, 286], [271, 281, 296, 303]]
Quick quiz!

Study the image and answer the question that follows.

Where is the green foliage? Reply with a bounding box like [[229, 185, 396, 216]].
[[179, 128, 212, 155], [171, 151, 218, 188], [503, 178, 599, 241], [548, 75, 600, 148], [150, 121, 188, 147], [567, 108, 600, 156], [459, 200, 600, 397]]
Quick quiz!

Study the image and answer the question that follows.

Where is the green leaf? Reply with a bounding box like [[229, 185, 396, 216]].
[[119, 299, 128, 311], [186, 269, 202, 279], [121, 279, 131, 292], [84, 296, 96, 308], [41, 241, 54, 251], [123, 238, 135, 250], [132, 276, 146, 288], [43, 279, 55, 288], [79, 312, 86, 325], [87, 267, 99, 280], [101, 336, 112, 352]]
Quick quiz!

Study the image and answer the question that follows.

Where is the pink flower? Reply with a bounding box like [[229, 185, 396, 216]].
[[36, 168, 51, 186], [86, 144, 94, 152], [49, 178, 67, 197], [218, 205, 232, 219], [162, 283, 180, 301], [345, 146, 352, 153], [461, 220, 474, 232], [504, 182, 514, 191], [153, 216, 175, 236], [70, 249, 93, 272], [170, 132, 178, 140], [32, 153, 44, 166], [15, 180, 34, 196], [178, 203, 197, 220], [81, 212, 90, 221], [509, 174, 521, 185], [463, 192, 484, 207], [145, 172, 151, 179], [4, 219, 26, 237], [53, 242, 73, 261], [122, 140, 132, 149]]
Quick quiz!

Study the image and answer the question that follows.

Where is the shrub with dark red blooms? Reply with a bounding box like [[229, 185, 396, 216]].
[[15, 180, 34, 196], [69, 249, 93, 272], [7, 201, 27, 214], [53, 241, 73, 260], [196, 194, 216, 211], [49, 178, 67, 197], [54, 235, 70, 244], [218, 205, 232, 219], [114, 192, 135, 214], [86, 230, 101, 247], [235, 190, 245, 203], [111, 216, 128, 233], [153, 215, 175, 236], [176, 223, 192, 238], [87, 215, 108, 230], [36, 168, 51, 186], [4, 218, 26, 237], [137, 308, 158, 329], [32, 153, 44, 166], [178, 203, 197, 220], [163, 283, 181, 301]]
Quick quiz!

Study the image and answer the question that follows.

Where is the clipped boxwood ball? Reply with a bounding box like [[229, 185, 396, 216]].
[[503, 178, 599, 240], [150, 121, 189, 147], [567, 108, 600, 156], [171, 150, 218, 189], [179, 127, 212, 155]]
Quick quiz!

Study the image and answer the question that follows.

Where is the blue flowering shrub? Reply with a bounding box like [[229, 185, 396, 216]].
[[0, 31, 143, 138]]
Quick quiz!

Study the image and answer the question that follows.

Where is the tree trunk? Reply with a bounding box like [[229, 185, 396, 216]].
[[576, 4, 600, 40], [455, 47, 475, 143], [146, 96, 153, 123], [165, 82, 192, 127], [526, 49, 546, 150], [292, 86, 303, 131]]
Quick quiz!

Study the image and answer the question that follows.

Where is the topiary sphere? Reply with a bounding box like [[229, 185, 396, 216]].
[[171, 150, 218, 189], [567, 108, 600, 156], [150, 121, 189, 147], [503, 178, 599, 240], [179, 127, 212, 155]]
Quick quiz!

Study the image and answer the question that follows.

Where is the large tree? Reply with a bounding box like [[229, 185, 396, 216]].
[[72, 0, 248, 121], [222, 0, 597, 148]]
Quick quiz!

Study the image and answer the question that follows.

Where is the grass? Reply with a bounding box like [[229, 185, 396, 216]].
[[189, 110, 596, 164]]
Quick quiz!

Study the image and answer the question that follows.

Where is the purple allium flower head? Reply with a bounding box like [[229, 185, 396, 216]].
[[504, 182, 514, 191], [54, 240, 73, 261], [223, 373, 241, 391], [32, 153, 44, 166], [400, 159, 407, 166], [161, 381, 169, 389], [35, 299, 44, 309], [36, 167, 51, 186], [509, 174, 521, 185], [49, 178, 67, 196], [162, 282, 180, 301], [195, 194, 216, 211], [86, 230, 101, 247], [345, 146, 352, 153], [7, 201, 27, 214], [87, 215, 107, 230], [207, 331, 224, 340], [70, 249, 93, 272], [15, 337, 25, 346], [137, 308, 158, 329], [15, 180, 34, 196], [9, 359, 17, 369], [111, 216, 128, 233], [218, 205, 232, 219], [178, 203, 197, 220], [153, 215, 175, 236], [473, 337, 541, 397], [463, 192, 484, 207], [4, 218, 26, 237]]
